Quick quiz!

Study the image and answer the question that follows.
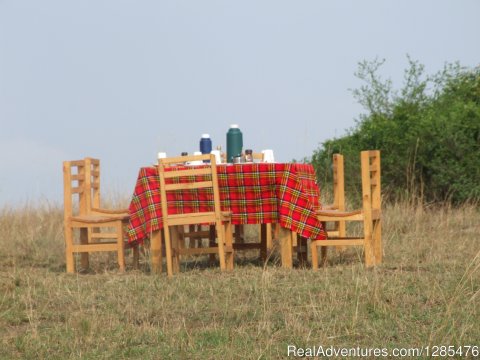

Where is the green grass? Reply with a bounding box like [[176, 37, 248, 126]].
[[0, 202, 479, 359]]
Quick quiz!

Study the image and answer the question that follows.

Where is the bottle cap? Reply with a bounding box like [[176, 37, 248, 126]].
[[230, 124, 239, 128], [201, 134, 210, 138]]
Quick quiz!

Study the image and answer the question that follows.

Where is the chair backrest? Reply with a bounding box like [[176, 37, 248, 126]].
[[252, 152, 264, 162], [157, 154, 222, 223], [360, 150, 381, 220], [332, 154, 345, 211], [63, 158, 101, 219]]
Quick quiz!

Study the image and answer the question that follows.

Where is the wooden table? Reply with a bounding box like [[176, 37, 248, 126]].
[[127, 163, 326, 272]]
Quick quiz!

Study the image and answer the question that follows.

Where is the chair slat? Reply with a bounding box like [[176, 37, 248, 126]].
[[71, 186, 84, 194], [163, 167, 212, 178], [165, 181, 213, 191], [71, 174, 85, 181]]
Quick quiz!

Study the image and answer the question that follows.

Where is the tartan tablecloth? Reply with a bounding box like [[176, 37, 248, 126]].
[[127, 163, 327, 244]]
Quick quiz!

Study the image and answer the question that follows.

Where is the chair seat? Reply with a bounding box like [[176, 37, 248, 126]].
[[70, 213, 129, 224]]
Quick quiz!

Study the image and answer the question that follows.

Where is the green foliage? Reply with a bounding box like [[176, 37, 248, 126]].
[[312, 57, 480, 204]]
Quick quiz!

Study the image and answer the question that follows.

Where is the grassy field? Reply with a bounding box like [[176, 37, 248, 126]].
[[0, 201, 479, 359]]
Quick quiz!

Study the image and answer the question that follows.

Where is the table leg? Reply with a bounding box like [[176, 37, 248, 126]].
[[297, 235, 308, 267], [279, 227, 293, 268], [151, 230, 163, 274]]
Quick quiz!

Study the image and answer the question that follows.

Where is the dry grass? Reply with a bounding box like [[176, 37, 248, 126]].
[[0, 201, 479, 359]]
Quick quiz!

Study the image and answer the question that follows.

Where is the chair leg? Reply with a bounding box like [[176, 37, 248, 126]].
[[310, 241, 318, 271], [117, 222, 126, 272], [224, 221, 234, 271], [80, 228, 89, 271], [216, 223, 227, 271], [132, 244, 140, 269], [208, 225, 216, 264], [163, 227, 174, 277], [320, 246, 328, 267], [373, 219, 382, 265], [171, 227, 181, 274], [65, 225, 75, 273], [335, 220, 347, 253], [364, 234, 375, 268]]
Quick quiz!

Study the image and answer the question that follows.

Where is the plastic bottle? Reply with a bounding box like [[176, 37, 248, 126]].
[[200, 134, 212, 154], [226, 124, 243, 163]]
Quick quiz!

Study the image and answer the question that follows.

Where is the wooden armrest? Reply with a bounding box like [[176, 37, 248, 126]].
[[317, 208, 380, 221], [91, 207, 129, 215], [321, 204, 339, 210]]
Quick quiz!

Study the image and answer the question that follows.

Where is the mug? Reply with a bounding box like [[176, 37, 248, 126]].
[[261, 149, 275, 163]]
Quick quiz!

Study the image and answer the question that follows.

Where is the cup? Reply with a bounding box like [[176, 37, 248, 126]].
[[210, 150, 222, 164], [261, 149, 275, 163], [190, 151, 203, 165], [157, 152, 167, 160]]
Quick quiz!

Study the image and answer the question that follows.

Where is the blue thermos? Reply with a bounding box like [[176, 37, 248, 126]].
[[200, 134, 212, 154]]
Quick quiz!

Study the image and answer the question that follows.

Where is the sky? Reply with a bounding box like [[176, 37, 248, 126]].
[[1, 0, 479, 206]]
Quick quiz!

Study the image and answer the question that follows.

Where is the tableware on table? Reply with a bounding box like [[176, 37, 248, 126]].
[[233, 156, 243, 164], [200, 134, 212, 154], [211, 150, 222, 164], [186, 152, 204, 165], [157, 152, 167, 161], [226, 124, 243, 163], [261, 149, 275, 163], [244, 149, 253, 163]]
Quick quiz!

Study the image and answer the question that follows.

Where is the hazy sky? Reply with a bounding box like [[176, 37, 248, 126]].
[[1, 1, 479, 206]]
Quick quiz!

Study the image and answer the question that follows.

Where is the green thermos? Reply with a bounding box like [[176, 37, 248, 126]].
[[226, 124, 243, 163]]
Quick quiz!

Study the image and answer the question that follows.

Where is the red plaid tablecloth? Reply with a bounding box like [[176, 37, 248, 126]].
[[127, 163, 327, 244]]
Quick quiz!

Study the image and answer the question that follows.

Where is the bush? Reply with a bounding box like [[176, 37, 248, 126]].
[[311, 58, 480, 204]]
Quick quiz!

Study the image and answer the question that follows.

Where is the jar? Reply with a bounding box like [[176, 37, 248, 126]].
[[245, 149, 253, 163]]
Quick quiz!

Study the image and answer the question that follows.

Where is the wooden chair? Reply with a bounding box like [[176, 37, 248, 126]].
[[231, 151, 275, 261], [310, 150, 382, 268], [63, 158, 138, 273], [158, 153, 234, 276]]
